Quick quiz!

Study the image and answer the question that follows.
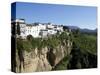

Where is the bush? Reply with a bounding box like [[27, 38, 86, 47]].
[[47, 37, 60, 48], [16, 38, 32, 52], [16, 31, 70, 52], [23, 40, 33, 52], [27, 35, 33, 41]]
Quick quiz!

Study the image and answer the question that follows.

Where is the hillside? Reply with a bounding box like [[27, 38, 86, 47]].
[[53, 30, 97, 70]]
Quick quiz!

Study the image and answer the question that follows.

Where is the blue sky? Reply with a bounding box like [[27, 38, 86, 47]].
[[12, 2, 97, 30]]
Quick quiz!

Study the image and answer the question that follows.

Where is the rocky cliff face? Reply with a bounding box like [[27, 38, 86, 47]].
[[15, 40, 72, 73]]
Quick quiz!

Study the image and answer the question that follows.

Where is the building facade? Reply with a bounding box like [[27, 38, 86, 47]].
[[11, 19, 64, 39]]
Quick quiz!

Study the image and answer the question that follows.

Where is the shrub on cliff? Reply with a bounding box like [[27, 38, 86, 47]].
[[17, 31, 69, 51], [27, 35, 33, 41]]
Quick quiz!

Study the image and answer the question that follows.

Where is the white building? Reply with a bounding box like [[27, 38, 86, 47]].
[[11, 19, 64, 39], [11, 19, 26, 39], [39, 30, 48, 37]]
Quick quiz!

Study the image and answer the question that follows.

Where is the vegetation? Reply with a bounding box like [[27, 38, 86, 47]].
[[67, 45, 97, 69], [52, 29, 97, 70], [16, 31, 69, 52], [52, 55, 71, 70], [16, 29, 97, 70], [17, 22, 20, 35], [71, 29, 97, 55]]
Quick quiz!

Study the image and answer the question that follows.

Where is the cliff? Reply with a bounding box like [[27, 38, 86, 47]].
[[15, 36, 72, 72], [12, 31, 97, 73]]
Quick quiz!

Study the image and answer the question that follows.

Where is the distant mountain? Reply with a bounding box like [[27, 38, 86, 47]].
[[80, 28, 97, 33], [63, 25, 97, 35], [67, 26, 79, 30]]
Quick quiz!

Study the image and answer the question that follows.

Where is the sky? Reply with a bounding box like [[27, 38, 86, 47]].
[[11, 2, 97, 30]]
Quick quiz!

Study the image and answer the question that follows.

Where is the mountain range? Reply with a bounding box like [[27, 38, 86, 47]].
[[63, 26, 97, 34]]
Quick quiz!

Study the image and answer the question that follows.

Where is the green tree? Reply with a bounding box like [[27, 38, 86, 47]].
[[26, 35, 33, 41], [17, 22, 20, 35], [75, 29, 80, 34]]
